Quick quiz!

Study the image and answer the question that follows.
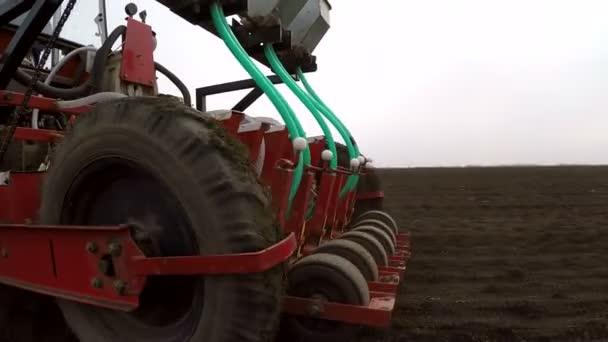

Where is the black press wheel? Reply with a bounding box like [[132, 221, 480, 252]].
[[351, 210, 398, 235], [351, 218, 397, 245], [40, 97, 284, 342], [338, 231, 388, 266], [314, 239, 379, 281], [352, 225, 396, 257], [281, 253, 370, 342]]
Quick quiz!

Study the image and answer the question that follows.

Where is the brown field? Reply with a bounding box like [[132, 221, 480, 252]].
[[360, 166, 608, 342]]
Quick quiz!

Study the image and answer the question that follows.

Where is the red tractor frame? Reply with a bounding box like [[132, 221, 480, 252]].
[[0, 1, 410, 337]]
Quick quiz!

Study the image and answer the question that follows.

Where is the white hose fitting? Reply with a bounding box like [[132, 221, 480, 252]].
[[358, 155, 366, 165], [56, 92, 127, 109], [321, 149, 333, 162], [293, 137, 307, 152], [350, 158, 360, 170]]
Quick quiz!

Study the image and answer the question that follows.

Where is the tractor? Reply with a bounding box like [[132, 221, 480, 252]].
[[0, 0, 410, 341]]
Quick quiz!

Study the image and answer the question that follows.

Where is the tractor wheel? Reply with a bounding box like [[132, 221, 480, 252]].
[[352, 225, 396, 257], [352, 210, 398, 235], [314, 239, 379, 281], [338, 231, 388, 266], [351, 218, 396, 245], [0, 285, 77, 342], [40, 97, 284, 342], [281, 253, 369, 342]]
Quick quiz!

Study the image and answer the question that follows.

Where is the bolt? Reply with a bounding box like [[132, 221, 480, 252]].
[[112, 280, 127, 295], [308, 302, 323, 317], [0, 248, 7, 258], [86, 241, 97, 253], [307, 296, 325, 317], [3, 93, 13, 101], [107, 243, 122, 257], [91, 277, 103, 289], [98, 259, 112, 275]]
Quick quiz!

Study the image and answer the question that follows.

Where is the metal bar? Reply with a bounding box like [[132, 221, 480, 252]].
[[13, 127, 62, 142], [130, 233, 297, 276], [0, 0, 63, 89], [0, 222, 297, 311], [197, 74, 284, 96], [232, 87, 263, 112], [0, 0, 34, 25], [195, 75, 285, 111], [356, 191, 385, 201], [0, 90, 92, 114], [282, 295, 396, 327]]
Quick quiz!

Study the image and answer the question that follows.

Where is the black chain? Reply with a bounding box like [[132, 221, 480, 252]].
[[0, 0, 78, 164]]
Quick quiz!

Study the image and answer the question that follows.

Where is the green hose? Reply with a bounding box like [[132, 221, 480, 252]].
[[297, 68, 360, 197], [265, 45, 338, 170], [210, 3, 309, 205]]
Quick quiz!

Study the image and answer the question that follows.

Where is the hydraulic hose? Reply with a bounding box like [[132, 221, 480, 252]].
[[265, 45, 338, 170], [32, 45, 97, 128], [13, 25, 126, 100], [90, 25, 127, 93], [297, 68, 360, 197], [56, 92, 127, 109], [210, 2, 309, 204], [155, 61, 191, 107]]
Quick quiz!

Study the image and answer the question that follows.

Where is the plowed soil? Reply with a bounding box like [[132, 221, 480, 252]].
[[360, 166, 608, 342]]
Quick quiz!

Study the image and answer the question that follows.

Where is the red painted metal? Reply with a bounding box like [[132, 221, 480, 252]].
[[305, 170, 336, 237], [356, 191, 385, 200], [0, 223, 297, 311], [270, 159, 294, 228], [261, 128, 291, 184], [0, 91, 92, 114], [13, 127, 63, 142], [120, 18, 156, 87], [130, 233, 297, 275], [285, 169, 315, 245], [325, 173, 346, 235], [0, 173, 43, 224], [282, 295, 396, 327], [219, 111, 245, 136], [237, 123, 268, 164]]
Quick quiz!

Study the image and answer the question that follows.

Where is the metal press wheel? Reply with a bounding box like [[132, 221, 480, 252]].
[[338, 231, 389, 267], [351, 210, 399, 235], [352, 225, 396, 257], [280, 253, 370, 342], [351, 218, 397, 245], [313, 239, 379, 281]]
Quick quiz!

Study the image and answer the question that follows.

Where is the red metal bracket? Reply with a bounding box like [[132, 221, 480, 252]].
[[0, 91, 91, 114], [356, 191, 385, 201], [0, 223, 296, 311], [282, 294, 395, 327], [120, 18, 156, 87]]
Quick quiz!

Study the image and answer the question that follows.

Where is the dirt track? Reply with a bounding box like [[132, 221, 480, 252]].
[[361, 166, 608, 342]]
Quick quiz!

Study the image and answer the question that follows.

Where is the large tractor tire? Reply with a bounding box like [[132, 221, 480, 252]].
[[40, 97, 284, 342], [0, 285, 77, 342]]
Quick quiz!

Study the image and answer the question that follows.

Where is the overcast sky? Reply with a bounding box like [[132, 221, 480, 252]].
[[60, 1, 608, 167]]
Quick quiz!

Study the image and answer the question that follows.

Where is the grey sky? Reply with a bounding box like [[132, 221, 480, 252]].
[[60, 1, 608, 167]]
